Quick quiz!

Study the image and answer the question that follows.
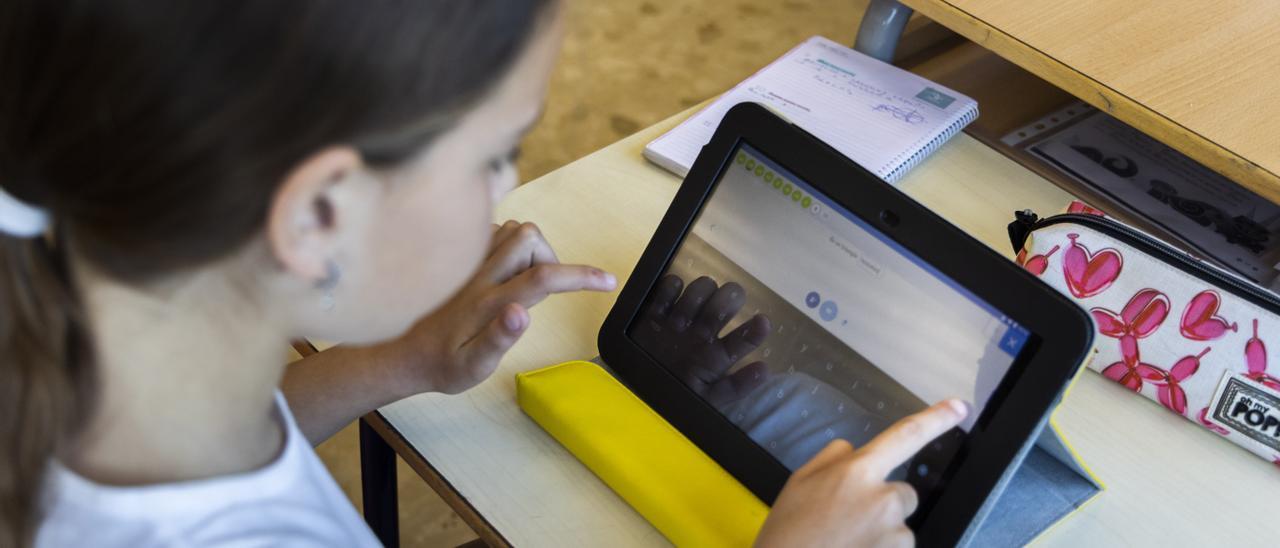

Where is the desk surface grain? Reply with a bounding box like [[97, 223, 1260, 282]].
[[369, 107, 1280, 546], [901, 0, 1280, 205]]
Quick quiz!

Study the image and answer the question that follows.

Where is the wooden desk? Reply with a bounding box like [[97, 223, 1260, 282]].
[[864, 0, 1280, 204], [340, 105, 1280, 546]]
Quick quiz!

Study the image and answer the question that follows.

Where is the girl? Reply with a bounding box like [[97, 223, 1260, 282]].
[[0, 1, 966, 546]]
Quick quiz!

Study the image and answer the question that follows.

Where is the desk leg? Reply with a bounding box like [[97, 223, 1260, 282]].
[[360, 416, 400, 548], [853, 0, 914, 62]]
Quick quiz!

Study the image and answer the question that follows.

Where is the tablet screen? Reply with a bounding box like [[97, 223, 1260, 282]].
[[626, 143, 1033, 497]]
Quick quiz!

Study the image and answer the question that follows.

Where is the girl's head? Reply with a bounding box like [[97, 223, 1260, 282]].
[[0, 1, 560, 543]]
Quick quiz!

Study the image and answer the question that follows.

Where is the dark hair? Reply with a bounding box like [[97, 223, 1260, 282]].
[[0, 1, 553, 544]]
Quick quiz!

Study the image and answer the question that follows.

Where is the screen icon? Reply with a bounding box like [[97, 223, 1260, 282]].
[[819, 300, 839, 321], [805, 291, 821, 309]]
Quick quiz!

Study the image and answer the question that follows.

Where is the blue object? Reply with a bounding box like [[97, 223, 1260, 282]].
[[805, 291, 821, 308], [999, 326, 1030, 357], [965, 445, 1100, 547], [819, 301, 838, 321]]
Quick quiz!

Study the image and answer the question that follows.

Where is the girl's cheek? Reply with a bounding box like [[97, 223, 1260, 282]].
[[488, 164, 518, 205]]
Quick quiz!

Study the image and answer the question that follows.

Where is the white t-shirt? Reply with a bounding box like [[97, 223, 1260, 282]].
[[36, 393, 381, 547]]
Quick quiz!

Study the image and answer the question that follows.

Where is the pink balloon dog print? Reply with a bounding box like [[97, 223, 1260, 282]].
[[1091, 289, 1170, 344], [1143, 348, 1208, 416], [1063, 233, 1123, 298], [1100, 343, 1164, 392], [1180, 290, 1238, 341], [1016, 244, 1060, 277], [1014, 211, 1280, 464], [1094, 289, 1170, 392], [1245, 320, 1280, 391]]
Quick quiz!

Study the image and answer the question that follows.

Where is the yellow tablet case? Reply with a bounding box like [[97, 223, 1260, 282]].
[[516, 360, 768, 547], [516, 360, 1103, 547]]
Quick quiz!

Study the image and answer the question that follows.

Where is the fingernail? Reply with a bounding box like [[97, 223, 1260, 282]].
[[947, 399, 970, 418], [601, 272, 617, 289]]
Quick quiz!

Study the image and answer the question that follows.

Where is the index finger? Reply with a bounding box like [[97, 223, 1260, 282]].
[[501, 263, 618, 309], [852, 399, 968, 477]]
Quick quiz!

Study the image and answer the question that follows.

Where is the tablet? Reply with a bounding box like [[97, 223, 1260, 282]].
[[598, 103, 1093, 544]]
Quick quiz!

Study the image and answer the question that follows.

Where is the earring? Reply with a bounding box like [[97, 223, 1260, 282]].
[[316, 260, 341, 311]]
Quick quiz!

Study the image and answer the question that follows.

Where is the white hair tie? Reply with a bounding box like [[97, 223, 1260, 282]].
[[0, 186, 50, 238]]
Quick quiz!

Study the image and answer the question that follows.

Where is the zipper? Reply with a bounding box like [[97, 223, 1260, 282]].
[[1008, 210, 1280, 313]]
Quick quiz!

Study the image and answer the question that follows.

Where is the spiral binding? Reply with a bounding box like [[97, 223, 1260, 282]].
[[881, 105, 980, 183]]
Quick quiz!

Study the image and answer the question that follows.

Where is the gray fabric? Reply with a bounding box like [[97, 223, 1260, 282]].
[[966, 446, 1100, 546]]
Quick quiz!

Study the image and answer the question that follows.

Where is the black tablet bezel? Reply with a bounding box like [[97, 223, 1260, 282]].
[[598, 102, 1093, 544]]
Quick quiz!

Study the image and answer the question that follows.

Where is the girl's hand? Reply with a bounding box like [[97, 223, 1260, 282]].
[[391, 221, 616, 394], [755, 400, 969, 548]]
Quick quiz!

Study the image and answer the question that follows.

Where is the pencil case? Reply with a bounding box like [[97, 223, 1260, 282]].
[[1009, 202, 1280, 466]]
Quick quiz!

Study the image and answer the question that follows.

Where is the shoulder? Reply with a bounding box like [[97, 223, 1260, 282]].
[[36, 393, 380, 547], [38, 460, 380, 548]]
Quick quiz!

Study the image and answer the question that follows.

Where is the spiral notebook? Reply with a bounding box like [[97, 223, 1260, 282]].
[[645, 36, 978, 183]]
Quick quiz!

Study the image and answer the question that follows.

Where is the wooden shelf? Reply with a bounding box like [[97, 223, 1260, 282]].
[[884, 19, 1275, 271], [899, 0, 1280, 205], [893, 36, 1205, 258]]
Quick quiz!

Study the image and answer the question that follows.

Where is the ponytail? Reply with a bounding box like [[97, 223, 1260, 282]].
[[0, 233, 94, 547]]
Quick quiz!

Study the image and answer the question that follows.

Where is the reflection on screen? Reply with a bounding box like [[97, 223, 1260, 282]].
[[627, 144, 1030, 496]]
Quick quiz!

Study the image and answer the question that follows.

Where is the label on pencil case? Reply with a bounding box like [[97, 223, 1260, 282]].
[[1206, 371, 1280, 456]]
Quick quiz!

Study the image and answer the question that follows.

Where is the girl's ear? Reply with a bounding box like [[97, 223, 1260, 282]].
[[267, 147, 364, 283]]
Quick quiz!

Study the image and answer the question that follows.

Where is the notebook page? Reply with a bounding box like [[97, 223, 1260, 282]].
[[646, 36, 977, 181]]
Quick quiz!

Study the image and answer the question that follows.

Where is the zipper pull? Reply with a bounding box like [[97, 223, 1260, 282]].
[[1008, 209, 1041, 253]]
